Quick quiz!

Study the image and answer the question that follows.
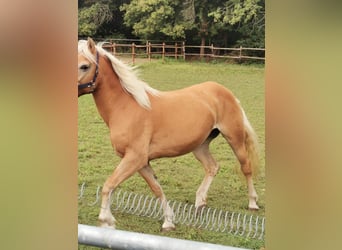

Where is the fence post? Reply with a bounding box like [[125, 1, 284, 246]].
[[239, 45, 242, 62], [182, 41, 185, 60], [175, 43, 178, 59], [162, 42, 165, 61], [200, 43, 204, 60], [148, 42, 151, 62], [211, 44, 214, 58], [113, 43, 116, 56], [132, 42, 135, 65], [110, 39, 113, 54]]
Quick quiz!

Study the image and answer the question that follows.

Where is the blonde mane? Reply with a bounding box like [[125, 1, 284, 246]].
[[78, 40, 159, 109]]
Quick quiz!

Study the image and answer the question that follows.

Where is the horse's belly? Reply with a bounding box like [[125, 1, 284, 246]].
[[148, 121, 214, 159], [148, 140, 201, 159]]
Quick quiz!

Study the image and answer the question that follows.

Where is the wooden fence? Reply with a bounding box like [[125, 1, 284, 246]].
[[101, 41, 265, 64]]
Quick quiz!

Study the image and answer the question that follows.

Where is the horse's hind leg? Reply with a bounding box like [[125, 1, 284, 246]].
[[233, 145, 259, 210], [193, 132, 220, 210], [221, 128, 259, 210], [138, 165, 175, 231]]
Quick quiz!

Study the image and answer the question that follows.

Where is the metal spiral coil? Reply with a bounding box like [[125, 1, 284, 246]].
[[78, 183, 265, 240]]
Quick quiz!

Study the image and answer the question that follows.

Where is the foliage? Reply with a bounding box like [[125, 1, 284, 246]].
[[78, 0, 265, 48], [198, 0, 264, 47], [120, 0, 187, 40], [119, 0, 264, 47], [209, 0, 262, 26], [78, 2, 113, 36], [216, 0, 265, 48]]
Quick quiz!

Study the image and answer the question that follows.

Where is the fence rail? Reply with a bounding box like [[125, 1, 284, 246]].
[[100, 41, 265, 64], [78, 224, 249, 250]]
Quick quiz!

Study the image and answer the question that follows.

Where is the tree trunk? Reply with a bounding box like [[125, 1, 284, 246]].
[[223, 32, 228, 48], [199, 5, 208, 60]]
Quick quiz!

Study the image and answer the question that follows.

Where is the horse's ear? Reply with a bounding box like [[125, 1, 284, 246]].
[[87, 37, 96, 54]]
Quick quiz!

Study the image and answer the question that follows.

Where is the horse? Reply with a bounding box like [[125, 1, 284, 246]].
[[78, 38, 260, 231]]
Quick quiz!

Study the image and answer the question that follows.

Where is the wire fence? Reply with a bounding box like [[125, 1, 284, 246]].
[[78, 183, 265, 241]]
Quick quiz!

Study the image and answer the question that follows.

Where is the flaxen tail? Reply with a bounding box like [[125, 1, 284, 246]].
[[240, 106, 260, 176]]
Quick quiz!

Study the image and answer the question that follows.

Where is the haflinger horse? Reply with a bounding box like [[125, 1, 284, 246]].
[[78, 38, 260, 231]]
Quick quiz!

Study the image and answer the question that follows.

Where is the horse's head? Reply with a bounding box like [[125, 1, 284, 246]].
[[78, 37, 99, 97]]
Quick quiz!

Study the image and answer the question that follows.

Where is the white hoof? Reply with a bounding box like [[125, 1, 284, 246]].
[[248, 204, 259, 211], [161, 226, 176, 232], [98, 214, 116, 229], [99, 221, 116, 229], [161, 221, 175, 232]]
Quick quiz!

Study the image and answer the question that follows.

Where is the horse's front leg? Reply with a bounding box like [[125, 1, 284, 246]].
[[98, 152, 148, 228], [138, 165, 175, 231]]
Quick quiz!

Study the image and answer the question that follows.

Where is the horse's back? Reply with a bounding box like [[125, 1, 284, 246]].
[[182, 81, 236, 103], [151, 81, 230, 122], [166, 81, 240, 121], [155, 81, 235, 107]]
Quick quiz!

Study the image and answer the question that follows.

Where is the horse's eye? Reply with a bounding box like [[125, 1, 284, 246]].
[[80, 64, 90, 71]]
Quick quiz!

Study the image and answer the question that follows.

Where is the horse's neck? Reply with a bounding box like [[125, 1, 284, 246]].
[[92, 71, 131, 126]]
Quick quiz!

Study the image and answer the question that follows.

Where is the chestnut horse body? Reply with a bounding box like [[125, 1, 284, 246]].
[[78, 38, 260, 230]]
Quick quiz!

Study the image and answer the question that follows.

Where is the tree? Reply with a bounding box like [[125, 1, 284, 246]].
[[78, 2, 113, 37], [209, 0, 265, 47], [78, 1, 264, 49], [120, 0, 264, 48], [209, 0, 262, 26], [120, 0, 189, 40]]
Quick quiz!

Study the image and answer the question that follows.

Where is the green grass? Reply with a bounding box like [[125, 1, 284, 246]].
[[78, 60, 265, 249]]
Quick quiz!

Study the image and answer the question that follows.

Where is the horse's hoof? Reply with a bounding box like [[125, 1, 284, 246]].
[[248, 205, 259, 211], [99, 221, 116, 229], [196, 205, 206, 214], [161, 226, 176, 233]]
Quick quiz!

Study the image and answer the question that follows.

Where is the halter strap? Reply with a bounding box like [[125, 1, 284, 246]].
[[78, 51, 99, 93]]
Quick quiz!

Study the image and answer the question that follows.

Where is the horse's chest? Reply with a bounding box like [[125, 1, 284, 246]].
[[109, 124, 150, 158]]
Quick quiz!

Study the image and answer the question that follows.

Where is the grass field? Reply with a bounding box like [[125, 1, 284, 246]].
[[78, 60, 265, 249]]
